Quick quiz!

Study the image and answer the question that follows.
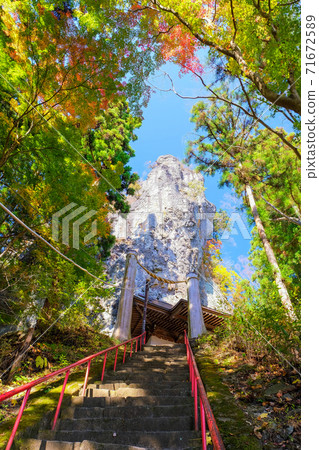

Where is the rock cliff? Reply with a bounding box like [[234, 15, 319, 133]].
[[100, 155, 229, 334]]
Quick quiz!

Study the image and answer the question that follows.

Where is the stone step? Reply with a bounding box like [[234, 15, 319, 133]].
[[56, 416, 194, 432], [38, 430, 202, 449], [106, 367, 189, 375], [102, 373, 189, 383], [106, 369, 189, 377], [20, 342, 201, 450], [114, 357, 188, 365], [141, 348, 185, 353], [21, 439, 148, 449], [61, 404, 193, 420], [81, 443, 146, 450], [70, 395, 193, 408], [119, 360, 188, 372], [90, 380, 189, 390], [143, 345, 185, 351], [126, 360, 187, 367], [127, 354, 187, 361], [119, 355, 187, 365], [102, 374, 189, 383], [85, 387, 191, 398], [138, 350, 186, 357], [144, 342, 185, 349]]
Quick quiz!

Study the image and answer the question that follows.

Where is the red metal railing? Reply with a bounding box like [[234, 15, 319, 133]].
[[0, 331, 146, 450], [184, 330, 225, 450]]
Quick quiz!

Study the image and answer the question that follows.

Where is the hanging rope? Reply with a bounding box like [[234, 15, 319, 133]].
[[136, 259, 187, 285], [0, 201, 117, 286], [1, 199, 185, 288]]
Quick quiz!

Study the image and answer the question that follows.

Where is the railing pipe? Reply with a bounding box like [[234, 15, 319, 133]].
[[130, 341, 133, 357], [0, 332, 146, 403], [114, 347, 118, 371], [194, 377, 198, 431], [101, 352, 107, 381], [52, 370, 70, 430], [200, 398, 207, 450], [6, 388, 31, 450], [184, 330, 225, 450], [191, 365, 194, 396], [123, 343, 127, 364], [1, 331, 146, 449], [82, 360, 91, 393]]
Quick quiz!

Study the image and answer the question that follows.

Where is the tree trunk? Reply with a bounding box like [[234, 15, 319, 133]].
[[2, 297, 51, 383], [245, 185, 296, 320], [5, 327, 36, 383]]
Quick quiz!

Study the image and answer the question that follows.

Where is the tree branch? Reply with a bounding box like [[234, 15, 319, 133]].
[[149, 0, 301, 114], [237, 78, 301, 159], [260, 195, 301, 225], [229, 0, 237, 41]]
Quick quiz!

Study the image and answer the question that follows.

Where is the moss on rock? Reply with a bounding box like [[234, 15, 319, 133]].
[[194, 348, 261, 449]]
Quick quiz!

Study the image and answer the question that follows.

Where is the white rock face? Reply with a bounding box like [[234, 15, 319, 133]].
[[100, 155, 229, 334]]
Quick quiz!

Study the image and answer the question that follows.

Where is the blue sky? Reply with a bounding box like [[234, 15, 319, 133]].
[[129, 63, 254, 281]]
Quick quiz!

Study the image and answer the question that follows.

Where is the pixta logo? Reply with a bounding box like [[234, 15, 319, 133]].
[[52, 203, 97, 249], [220, 212, 251, 240]]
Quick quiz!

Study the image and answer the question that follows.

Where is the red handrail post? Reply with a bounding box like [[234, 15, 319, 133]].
[[200, 398, 207, 450], [1, 332, 147, 450], [83, 360, 91, 394], [101, 352, 107, 381], [130, 341, 133, 357], [123, 343, 127, 364], [6, 388, 31, 450], [135, 338, 138, 352], [190, 364, 193, 394], [114, 347, 118, 371], [52, 370, 70, 430], [188, 352, 192, 382], [184, 330, 225, 450], [194, 377, 198, 431], [140, 335, 142, 351], [144, 332, 146, 344], [191, 366, 195, 397]]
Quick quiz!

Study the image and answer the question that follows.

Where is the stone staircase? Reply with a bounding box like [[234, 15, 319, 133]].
[[23, 344, 202, 449]]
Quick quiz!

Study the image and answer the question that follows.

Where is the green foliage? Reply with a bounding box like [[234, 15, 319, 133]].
[[194, 349, 261, 449], [81, 100, 140, 213], [35, 356, 48, 370], [196, 333, 214, 346], [227, 280, 301, 367], [0, 1, 146, 349], [0, 4, 145, 382], [12, 374, 30, 385], [185, 180, 206, 200], [202, 238, 240, 302], [0, 327, 116, 446], [187, 87, 301, 307], [187, 85, 300, 366], [58, 354, 69, 367], [213, 209, 231, 240], [137, 0, 301, 117]]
